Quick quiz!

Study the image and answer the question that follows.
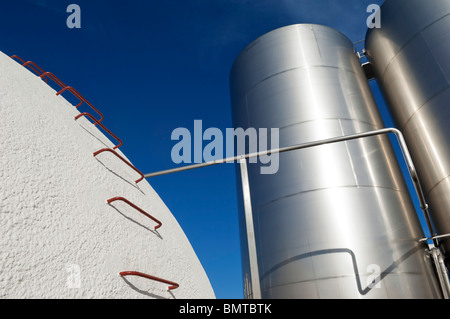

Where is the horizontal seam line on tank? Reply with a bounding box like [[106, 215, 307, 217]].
[[260, 271, 426, 290], [241, 64, 362, 98], [255, 185, 405, 210], [425, 173, 450, 197], [376, 12, 450, 79], [398, 84, 450, 132], [232, 25, 352, 67], [278, 118, 380, 131]]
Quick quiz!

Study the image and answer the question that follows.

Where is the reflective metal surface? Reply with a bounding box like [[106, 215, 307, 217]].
[[365, 0, 450, 256], [230, 24, 442, 298]]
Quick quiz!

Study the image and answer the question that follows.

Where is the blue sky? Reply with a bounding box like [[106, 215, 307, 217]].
[[3, 0, 433, 299]]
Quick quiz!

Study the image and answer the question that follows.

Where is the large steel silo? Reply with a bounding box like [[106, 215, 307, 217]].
[[365, 0, 450, 257], [230, 24, 442, 299]]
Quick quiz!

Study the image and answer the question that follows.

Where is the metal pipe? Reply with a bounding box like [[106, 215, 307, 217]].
[[239, 158, 261, 299], [144, 127, 450, 297], [144, 127, 437, 244], [430, 248, 450, 299], [437, 252, 450, 298], [145, 128, 404, 174], [419, 233, 450, 243]]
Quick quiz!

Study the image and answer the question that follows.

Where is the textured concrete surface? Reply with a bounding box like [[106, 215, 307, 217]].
[[0, 51, 215, 299]]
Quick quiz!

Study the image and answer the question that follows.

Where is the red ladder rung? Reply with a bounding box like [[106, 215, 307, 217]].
[[11, 55, 104, 124], [39, 71, 68, 91], [10, 55, 26, 64], [93, 148, 144, 184], [23, 61, 47, 78], [107, 197, 162, 230], [75, 112, 122, 149], [58, 86, 104, 123], [10, 56, 48, 83], [119, 271, 178, 291]]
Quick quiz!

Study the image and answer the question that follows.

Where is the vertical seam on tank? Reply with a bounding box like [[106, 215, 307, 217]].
[[421, 30, 450, 85], [311, 25, 323, 61], [339, 118, 360, 187], [244, 93, 251, 128]]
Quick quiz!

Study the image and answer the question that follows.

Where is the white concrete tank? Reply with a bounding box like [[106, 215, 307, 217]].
[[0, 51, 215, 299]]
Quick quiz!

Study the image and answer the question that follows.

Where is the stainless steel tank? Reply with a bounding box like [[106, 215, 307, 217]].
[[230, 24, 442, 299], [365, 0, 450, 256]]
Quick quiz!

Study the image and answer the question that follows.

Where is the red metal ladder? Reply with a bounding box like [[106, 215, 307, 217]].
[[10, 54, 179, 293]]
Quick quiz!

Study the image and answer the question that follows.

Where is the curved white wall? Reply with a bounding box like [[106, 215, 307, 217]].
[[0, 51, 215, 299]]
